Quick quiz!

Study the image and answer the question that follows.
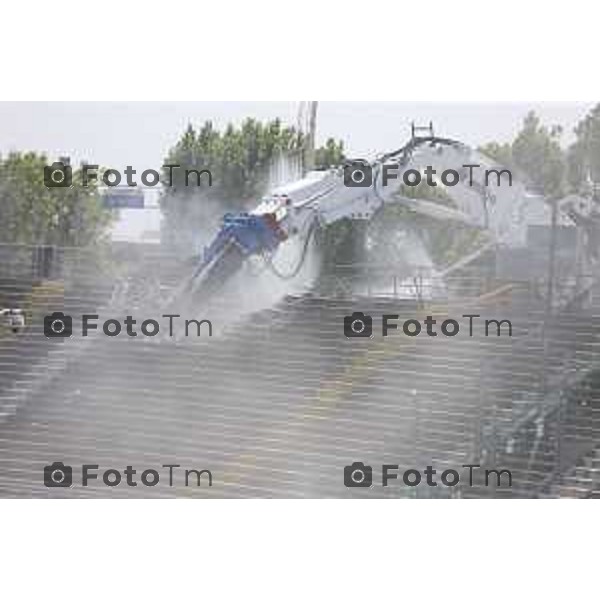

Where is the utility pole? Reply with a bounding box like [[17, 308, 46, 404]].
[[303, 101, 318, 173]]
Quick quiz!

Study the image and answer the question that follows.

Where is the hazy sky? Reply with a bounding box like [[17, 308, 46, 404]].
[[0, 102, 594, 169]]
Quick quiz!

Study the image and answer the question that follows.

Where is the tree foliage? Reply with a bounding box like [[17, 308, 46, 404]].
[[568, 103, 600, 191], [512, 112, 565, 197], [162, 119, 305, 205], [480, 111, 566, 198], [478, 141, 514, 171], [314, 138, 345, 170], [0, 152, 112, 246], [480, 105, 600, 198]]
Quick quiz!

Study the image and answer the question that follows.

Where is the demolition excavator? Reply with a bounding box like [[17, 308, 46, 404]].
[[168, 123, 559, 305]]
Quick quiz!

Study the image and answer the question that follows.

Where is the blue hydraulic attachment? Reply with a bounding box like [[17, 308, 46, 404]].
[[202, 213, 286, 265], [182, 212, 289, 296]]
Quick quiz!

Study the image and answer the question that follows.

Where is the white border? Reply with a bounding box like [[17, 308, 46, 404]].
[[1, 0, 598, 100], [2, 500, 597, 599]]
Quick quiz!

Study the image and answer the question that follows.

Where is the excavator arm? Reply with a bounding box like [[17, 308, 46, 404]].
[[171, 131, 547, 304]]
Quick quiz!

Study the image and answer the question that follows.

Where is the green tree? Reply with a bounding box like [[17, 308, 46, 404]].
[[478, 141, 514, 171], [567, 103, 600, 191], [480, 111, 566, 198], [512, 111, 565, 197], [314, 138, 345, 170], [162, 118, 305, 205], [0, 152, 112, 246]]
